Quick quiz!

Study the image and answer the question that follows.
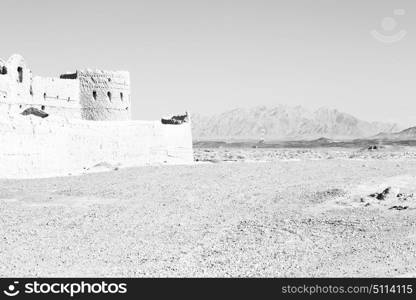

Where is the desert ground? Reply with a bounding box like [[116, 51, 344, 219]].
[[1, 146, 416, 277]]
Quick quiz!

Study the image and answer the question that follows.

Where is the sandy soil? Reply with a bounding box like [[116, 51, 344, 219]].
[[1, 150, 416, 277], [194, 146, 416, 162]]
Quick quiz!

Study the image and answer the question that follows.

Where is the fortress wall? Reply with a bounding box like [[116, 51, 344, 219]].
[[0, 116, 193, 178], [0, 67, 31, 104], [1, 55, 133, 122], [31, 77, 82, 119], [32, 77, 80, 103], [0, 76, 82, 119], [0, 101, 82, 120], [5, 55, 32, 103], [77, 70, 131, 121], [0, 74, 11, 100], [0, 117, 69, 178], [0, 54, 194, 179]]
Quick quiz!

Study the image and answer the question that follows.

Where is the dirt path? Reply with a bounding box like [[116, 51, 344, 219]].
[[1, 159, 416, 277]]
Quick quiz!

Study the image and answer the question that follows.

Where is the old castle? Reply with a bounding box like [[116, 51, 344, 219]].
[[0, 54, 131, 120], [0, 54, 193, 178]]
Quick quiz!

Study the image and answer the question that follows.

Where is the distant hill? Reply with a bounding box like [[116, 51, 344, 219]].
[[373, 126, 416, 140], [192, 106, 400, 141]]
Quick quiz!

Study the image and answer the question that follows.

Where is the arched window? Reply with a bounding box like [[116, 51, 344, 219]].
[[120, 92, 123, 101], [17, 67, 23, 83], [92, 91, 97, 100], [107, 91, 112, 102]]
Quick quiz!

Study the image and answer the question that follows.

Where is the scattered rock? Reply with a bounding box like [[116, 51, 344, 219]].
[[389, 205, 408, 210], [369, 187, 391, 200], [396, 193, 414, 201]]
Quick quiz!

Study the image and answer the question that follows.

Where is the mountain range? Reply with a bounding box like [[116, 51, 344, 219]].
[[191, 105, 404, 141], [373, 126, 416, 140]]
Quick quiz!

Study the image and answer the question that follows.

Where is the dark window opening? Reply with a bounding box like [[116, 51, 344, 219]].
[[30, 86, 33, 96], [19, 105, 22, 109], [108, 78, 111, 82], [41, 105, 45, 111], [17, 67, 23, 83], [1, 66, 7, 75], [107, 91, 112, 101], [43, 93, 46, 99], [92, 91, 97, 100], [125, 107, 129, 110], [120, 92, 123, 101]]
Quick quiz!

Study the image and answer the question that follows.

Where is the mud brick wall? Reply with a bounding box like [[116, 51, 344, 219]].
[[0, 115, 194, 179], [77, 70, 131, 121]]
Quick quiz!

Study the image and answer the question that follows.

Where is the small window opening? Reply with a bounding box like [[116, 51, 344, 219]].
[[108, 78, 111, 82], [43, 93, 46, 99], [1, 66, 7, 74], [30, 86, 33, 96], [107, 91, 112, 102], [92, 91, 97, 100], [120, 92, 123, 101], [41, 105, 45, 111], [17, 67, 23, 83]]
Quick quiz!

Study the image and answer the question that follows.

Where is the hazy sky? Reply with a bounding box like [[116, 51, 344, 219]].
[[1, 0, 415, 126]]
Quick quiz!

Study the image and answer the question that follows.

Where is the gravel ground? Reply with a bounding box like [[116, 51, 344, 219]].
[[194, 146, 416, 162], [1, 155, 416, 277]]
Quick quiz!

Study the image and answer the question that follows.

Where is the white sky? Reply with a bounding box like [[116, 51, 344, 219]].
[[1, 0, 415, 126]]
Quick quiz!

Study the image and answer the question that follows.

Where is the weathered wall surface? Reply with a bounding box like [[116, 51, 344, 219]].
[[1, 54, 32, 103], [0, 55, 82, 119], [0, 54, 32, 108], [31, 76, 81, 119], [0, 115, 193, 178], [77, 70, 131, 121]]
